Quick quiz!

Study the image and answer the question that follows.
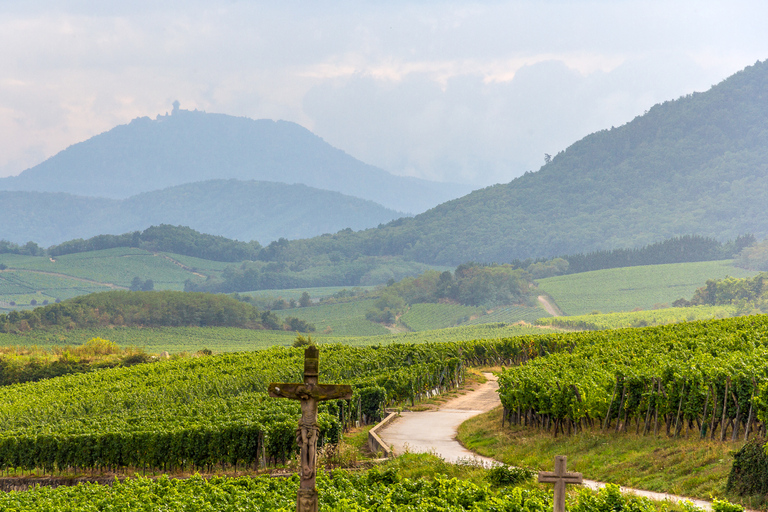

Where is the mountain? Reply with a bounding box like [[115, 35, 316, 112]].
[[0, 108, 470, 214], [0, 180, 405, 246], [274, 59, 768, 266]]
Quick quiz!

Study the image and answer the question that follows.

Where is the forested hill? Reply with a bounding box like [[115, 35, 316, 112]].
[[277, 59, 768, 265], [0, 180, 405, 246], [0, 108, 469, 214]]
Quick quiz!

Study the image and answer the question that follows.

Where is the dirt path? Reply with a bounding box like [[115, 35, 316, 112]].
[[378, 373, 723, 511], [538, 295, 562, 316]]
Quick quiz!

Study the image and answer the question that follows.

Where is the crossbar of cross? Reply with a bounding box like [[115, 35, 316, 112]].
[[538, 455, 583, 512]]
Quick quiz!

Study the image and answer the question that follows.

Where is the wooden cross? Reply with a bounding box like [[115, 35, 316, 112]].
[[538, 455, 583, 512], [269, 345, 352, 512]]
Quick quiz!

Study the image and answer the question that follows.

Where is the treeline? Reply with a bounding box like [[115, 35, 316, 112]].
[[557, 234, 755, 275], [0, 291, 314, 333], [48, 225, 262, 262], [675, 273, 768, 313], [366, 263, 533, 323]]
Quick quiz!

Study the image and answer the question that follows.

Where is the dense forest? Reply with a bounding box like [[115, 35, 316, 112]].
[[0, 180, 405, 247], [0, 291, 314, 333]]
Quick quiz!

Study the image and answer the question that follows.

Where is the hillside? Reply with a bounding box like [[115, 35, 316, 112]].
[[277, 59, 768, 265], [0, 107, 470, 214], [0, 180, 405, 246]]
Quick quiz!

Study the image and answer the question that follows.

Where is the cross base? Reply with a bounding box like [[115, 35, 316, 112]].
[[296, 487, 318, 512]]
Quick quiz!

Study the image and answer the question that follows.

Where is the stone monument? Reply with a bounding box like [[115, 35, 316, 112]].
[[269, 345, 353, 512]]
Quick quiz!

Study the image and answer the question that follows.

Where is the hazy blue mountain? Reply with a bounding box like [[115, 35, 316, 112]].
[[272, 59, 768, 265], [0, 108, 470, 213], [0, 180, 405, 246]]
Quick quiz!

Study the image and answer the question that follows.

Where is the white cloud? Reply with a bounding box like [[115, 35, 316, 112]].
[[0, 1, 766, 185]]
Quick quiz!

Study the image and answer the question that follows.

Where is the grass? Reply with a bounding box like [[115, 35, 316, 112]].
[[456, 406, 756, 508], [537, 260, 758, 315]]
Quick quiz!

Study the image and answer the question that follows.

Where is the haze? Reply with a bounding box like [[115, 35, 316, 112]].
[[2, 0, 766, 187]]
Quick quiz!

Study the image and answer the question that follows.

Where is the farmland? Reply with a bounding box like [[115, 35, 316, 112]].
[[535, 305, 737, 330], [0, 248, 212, 309], [537, 260, 757, 316], [0, 322, 551, 353]]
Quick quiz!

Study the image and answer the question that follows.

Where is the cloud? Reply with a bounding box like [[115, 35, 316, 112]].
[[0, 1, 766, 185]]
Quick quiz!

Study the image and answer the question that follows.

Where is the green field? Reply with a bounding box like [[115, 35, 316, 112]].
[[537, 260, 757, 316], [275, 298, 390, 336], [399, 303, 482, 331], [535, 305, 738, 330], [0, 249, 211, 308], [241, 285, 377, 301], [466, 304, 550, 325]]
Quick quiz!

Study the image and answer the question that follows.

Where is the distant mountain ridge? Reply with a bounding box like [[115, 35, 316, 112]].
[[0, 180, 405, 246], [0, 108, 470, 213], [272, 59, 768, 265]]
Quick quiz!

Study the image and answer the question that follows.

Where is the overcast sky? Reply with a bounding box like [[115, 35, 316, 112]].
[[1, 1, 767, 187]]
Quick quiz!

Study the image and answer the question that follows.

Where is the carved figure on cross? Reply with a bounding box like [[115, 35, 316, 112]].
[[538, 455, 583, 512], [269, 345, 352, 512]]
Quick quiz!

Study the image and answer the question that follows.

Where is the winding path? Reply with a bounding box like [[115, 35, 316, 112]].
[[378, 373, 722, 512]]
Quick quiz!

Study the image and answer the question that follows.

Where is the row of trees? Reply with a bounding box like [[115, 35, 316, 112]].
[[366, 263, 534, 323], [0, 291, 315, 333]]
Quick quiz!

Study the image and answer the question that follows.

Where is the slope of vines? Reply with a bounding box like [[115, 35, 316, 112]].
[[0, 337, 555, 474], [498, 315, 768, 441]]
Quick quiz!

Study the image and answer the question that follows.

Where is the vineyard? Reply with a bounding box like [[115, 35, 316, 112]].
[[537, 260, 756, 316], [275, 299, 391, 336], [399, 303, 482, 331], [0, 467, 698, 511], [0, 322, 553, 353], [0, 248, 209, 295], [535, 305, 737, 331], [498, 315, 768, 443], [466, 304, 549, 325]]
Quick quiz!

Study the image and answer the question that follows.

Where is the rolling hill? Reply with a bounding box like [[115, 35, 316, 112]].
[[0, 179, 405, 246], [272, 59, 768, 265], [0, 107, 470, 214]]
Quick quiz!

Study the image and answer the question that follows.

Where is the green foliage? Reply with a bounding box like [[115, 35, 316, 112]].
[[0, 465, 701, 510], [727, 438, 768, 496], [48, 224, 263, 262], [688, 273, 768, 312], [400, 303, 482, 331], [497, 315, 768, 443], [735, 238, 768, 271], [486, 464, 535, 487], [0, 290, 302, 333]]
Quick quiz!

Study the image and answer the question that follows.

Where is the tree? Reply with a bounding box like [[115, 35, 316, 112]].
[[141, 279, 155, 291], [130, 277, 144, 291], [299, 292, 311, 308]]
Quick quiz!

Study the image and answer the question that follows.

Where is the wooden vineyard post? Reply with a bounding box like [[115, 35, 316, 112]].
[[538, 455, 583, 512], [269, 346, 353, 512]]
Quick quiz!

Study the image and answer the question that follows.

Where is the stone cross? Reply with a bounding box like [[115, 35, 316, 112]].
[[269, 345, 352, 512], [538, 455, 583, 512]]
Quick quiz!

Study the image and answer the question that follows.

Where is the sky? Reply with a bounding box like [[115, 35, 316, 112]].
[[1, 1, 767, 188]]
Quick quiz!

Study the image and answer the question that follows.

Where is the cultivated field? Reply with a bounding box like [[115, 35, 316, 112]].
[[536, 260, 757, 315]]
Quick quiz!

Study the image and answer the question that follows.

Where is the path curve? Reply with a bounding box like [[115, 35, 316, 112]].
[[378, 373, 726, 512], [538, 295, 562, 316]]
